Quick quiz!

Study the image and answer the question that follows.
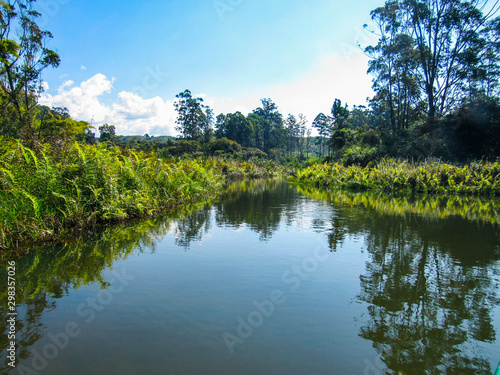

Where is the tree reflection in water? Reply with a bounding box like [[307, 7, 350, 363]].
[[0, 213, 193, 373], [1, 182, 499, 374], [297, 186, 500, 374]]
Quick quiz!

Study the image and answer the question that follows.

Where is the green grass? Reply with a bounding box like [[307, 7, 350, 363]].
[[292, 158, 500, 195], [0, 139, 284, 250]]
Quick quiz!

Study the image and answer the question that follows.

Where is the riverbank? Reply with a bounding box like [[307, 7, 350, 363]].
[[292, 159, 500, 195], [0, 140, 285, 250]]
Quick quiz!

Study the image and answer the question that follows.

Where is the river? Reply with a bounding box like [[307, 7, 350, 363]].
[[1, 180, 499, 374]]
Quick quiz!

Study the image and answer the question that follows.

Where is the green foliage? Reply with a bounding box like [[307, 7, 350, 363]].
[[294, 185, 500, 225], [215, 112, 255, 147], [331, 128, 354, 153], [0, 1, 60, 138], [0, 140, 287, 249], [36, 106, 91, 142], [331, 99, 349, 129], [340, 145, 378, 166], [240, 147, 268, 160], [167, 140, 201, 156], [0, 141, 222, 248], [204, 137, 242, 156], [251, 98, 285, 152], [174, 89, 213, 142], [312, 113, 332, 156], [366, 0, 500, 124], [99, 124, 116, 143], [293, 159, 500, 195]]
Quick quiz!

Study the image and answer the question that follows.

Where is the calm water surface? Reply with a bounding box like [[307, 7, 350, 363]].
[[1, 180, 500, 374]]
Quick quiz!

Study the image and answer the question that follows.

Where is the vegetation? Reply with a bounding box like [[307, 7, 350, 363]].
[[0, 1, 60, 139], [294, 185, 500, 225], [0, 140, 284, 250], [0, 0, 499, 251], [292, 158, 500, 195], [169, 0, 500, 165]]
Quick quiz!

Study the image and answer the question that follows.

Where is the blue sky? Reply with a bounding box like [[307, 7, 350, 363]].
[[38, 0, 382, 136]]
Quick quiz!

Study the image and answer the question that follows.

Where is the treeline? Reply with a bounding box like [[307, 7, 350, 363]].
[[168, 0, 500, 164], [171, 90, 314, 160], [1, 0, 499, 165]]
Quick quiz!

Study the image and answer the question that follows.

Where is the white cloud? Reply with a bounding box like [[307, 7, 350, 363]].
[[41, 81, 49, 91], [112, 91, 177, 135], [39, 52, 373, 138], [208, 52, 374, 128], [266, 53, 374, 121], [40, 74, 177, 136], [60, 80, 74, 89], [80, 65, 87, 71]]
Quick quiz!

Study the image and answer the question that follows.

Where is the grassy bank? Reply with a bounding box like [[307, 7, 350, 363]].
[[0, 139, 284, 250], [292, 159, 500, 195]]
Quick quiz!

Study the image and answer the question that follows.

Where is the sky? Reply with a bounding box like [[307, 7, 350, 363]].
[[37, 0, 383, 136]]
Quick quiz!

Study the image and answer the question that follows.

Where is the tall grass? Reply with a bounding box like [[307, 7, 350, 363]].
[[293, 158, 500, 195], [0, 140, 284, 249]]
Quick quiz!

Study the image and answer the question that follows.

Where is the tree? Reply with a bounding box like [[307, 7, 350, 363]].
[[331, 99, 351, 157], [297, 113, 308, 157], [174, 89, 213, 142], [99, 124, 116, 142], [366, 0, 500, 125], [0, 0, 60, 138], [215, 111, 255, 147], [202, 107, 215, 143], [312, 113, 332, 156], [252, 99, 284, 152], [285, 114, 299, 155], [331, 99, 350, 130], [305, 128, 312, 158], [366, 6, 422, 132], [36, 105, 91, 142]]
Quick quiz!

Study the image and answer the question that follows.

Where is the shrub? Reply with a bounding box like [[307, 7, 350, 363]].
[[167, 140, 200, 156], [241, 147, 268, 160], [204, 138, 242, 156], [341, 146, 378, 166]]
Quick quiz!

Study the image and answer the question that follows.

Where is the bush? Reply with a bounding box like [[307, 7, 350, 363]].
[[356, 126, 381, 147], [204, 138, 242, 156], [0, 141, 222, 248], [241, 147, 268, 160], [167, 140, 200, 156], [341, 145, 378, 166], [293, 158, 500, 195]]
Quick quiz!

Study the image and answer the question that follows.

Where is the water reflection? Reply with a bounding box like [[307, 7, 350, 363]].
[[0, 209, 202, 373], [296, 185, 500, 374], [295, 185, 500, 225], [214, 179, 298, 241], [0, 182, 498, 374]]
